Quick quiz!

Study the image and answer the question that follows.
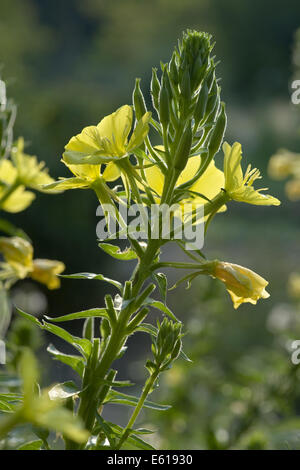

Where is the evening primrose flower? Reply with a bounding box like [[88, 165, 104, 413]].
[[288, 272, 300, 299], [11, 138, 55, 191], [0, 138, 56, 213], [0, 159, 35, 212], [209, 260, 270, 309], [0, 236, 65, 289], [0, 236, 33, 278], [44, 105, 151, 213], [223, 142, 280, 206], [268, 149, 300, 180], [30, 259, 65, 290], [62, 105, 151, 167], [285, 178, 300, 201], [142, 150, 225, 218]]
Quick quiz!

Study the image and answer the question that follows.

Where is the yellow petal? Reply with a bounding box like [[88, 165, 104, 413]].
[[0, 236, 33, 278], [97, 105, 133, 156], [0, 159, 18, 184], [1, 186, 35, 213], [232, 185, 281, 206], [102, 162, 121, 182], [144, 161, 165, 196], [223, 141, 243, 192], [31, 259, 65, 289], [65, 125, 102, 154], [190, 159, 225, 201], [64, 161, 101, 181], [127, 111, 151, 152]]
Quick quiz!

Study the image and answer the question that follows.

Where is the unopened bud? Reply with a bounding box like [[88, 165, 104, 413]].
[[133, 78, 147, 120], [173, 121, 193, 172]]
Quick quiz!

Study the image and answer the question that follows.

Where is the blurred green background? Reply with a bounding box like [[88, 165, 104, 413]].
[[2, 0, 300, 449]]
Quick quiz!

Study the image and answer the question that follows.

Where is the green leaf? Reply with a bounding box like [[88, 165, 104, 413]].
[[144, 298, 181, 323], [17, 440, 43, 450], [97, 378, 134, 388], [0, 287, 11, 337], [42, 321, 92, 359], [16, 309, 93, 360], [44, 308, 109, 323], [47, 344, 84, 377], [93, 416, 155, 450], [15, 307, 40, 326], [60, 272, 122, 291], [104, 390, 171, 411], [153, 272, 168, 303], [0, 399, 14, 412], [136, 322, 158, 337], [109, 423, 155, 450], [98, 243, 137, 260], [48, 381, 82, 400]]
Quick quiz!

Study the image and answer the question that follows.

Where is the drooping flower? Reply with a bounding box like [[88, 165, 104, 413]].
[[0, 236, 65, 289], [223, 142, 280, 206], [209, 260, 270, 309], [0, 236, 33, 278], [30, 259, 65, 290]]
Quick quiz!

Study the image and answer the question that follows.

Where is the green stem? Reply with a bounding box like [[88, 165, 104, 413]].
[[68, 144, 181, 449], [116, 369, 159, 450]]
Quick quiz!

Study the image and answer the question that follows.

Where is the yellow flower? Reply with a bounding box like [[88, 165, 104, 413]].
[[63, 105, 151, 166], [0, 159, 35, 212], [0, 236, 33, 278], [268, 149, 300, 180], [44, 105, 151, 194], [0, 236, 65, 289], [143, 151, 225, 217], [288, 272, 300, 299], [11, 137, 55, 191], [0, 138, 56, 213], [30, 259, 65, 289], [211, 260, 270, 309], [285, 178, 300, 201], [223, 142, 280, 206]]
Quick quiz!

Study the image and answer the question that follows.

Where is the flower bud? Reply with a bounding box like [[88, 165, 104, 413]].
[[203, 260, 270, 309], [207, 102, 227, 159], [159, 82, 170, 129], [194, 82, 208, 129], [151, 68, 160, 111], [173, 121, 193, 172], [133, 78, 147, 121]]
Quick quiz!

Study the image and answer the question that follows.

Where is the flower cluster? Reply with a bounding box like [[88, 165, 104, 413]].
[[44, 31, 279, 308]]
